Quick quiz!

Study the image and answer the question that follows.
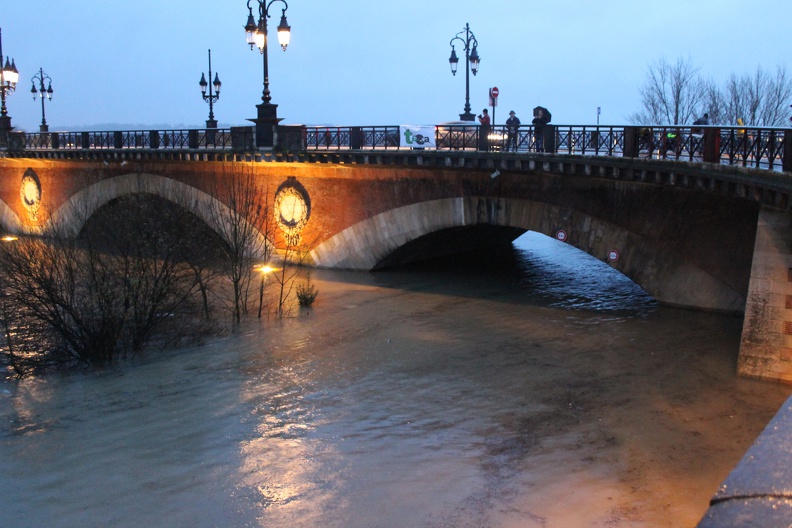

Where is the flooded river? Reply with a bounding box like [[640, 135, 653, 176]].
[[1, 232, 789, 527]]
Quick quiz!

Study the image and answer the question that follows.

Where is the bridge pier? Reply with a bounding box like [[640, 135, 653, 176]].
[[739, 208, 792, 383]]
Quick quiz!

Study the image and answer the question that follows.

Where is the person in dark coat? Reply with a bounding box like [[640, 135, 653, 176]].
[[692, 113, 709, 134], [477, 109, 491, 151], [505, 110, 521, 152], [532, 107, 550, 151]]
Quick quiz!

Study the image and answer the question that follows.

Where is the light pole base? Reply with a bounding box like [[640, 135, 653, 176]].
[[459, 112, 475, 122], [205, 119, 218, 129], [249, 102, 284, 149], [39, 124, 49, 133]]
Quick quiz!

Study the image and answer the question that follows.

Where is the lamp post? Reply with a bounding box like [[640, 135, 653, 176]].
[[448, 23, 480, 122], [244, 0, 291, 148], [30, 68, 53, 133], [0, 28, 19, 133], [199, 49, 221, 129]]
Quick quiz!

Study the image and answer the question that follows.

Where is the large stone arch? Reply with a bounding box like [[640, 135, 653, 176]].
[[46, 172, 269, 250], [310, 197, 745, 312], [0, 198, 24, 234]]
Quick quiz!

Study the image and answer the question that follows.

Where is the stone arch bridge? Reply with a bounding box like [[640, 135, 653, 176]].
[[1, 149, 791, 382]]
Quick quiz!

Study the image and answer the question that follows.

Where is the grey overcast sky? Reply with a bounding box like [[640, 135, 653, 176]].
[[2, 0, 790, 131]]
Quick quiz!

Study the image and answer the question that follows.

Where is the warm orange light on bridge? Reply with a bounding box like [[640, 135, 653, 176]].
[[2, 235, 17, 242]]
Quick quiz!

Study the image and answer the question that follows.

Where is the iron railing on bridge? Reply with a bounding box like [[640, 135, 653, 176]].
[[8, 123, 792, 172], [19, 128, 239, 150], [304, 124, 791, 172]]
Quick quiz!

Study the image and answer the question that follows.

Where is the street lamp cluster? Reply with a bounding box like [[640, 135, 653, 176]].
[[0, 28, 53, 136], [30, 67, 53, 132], [448, 23, 480, 122], [196, 1, 292, 143], [243, 0, 291, 148], [1, 1, 295, 150], [0, 28, 19, 132], [199, 49, 221, 129], [0, 13, 488, 151]]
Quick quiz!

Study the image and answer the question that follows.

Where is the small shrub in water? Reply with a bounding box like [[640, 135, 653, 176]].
[[296, 281, 318, 307]]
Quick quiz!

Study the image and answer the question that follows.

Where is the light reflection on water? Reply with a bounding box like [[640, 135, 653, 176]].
[[0, 230, 788, 528]]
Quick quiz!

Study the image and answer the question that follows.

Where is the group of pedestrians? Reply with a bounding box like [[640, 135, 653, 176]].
[[477, 106, 551, 152]]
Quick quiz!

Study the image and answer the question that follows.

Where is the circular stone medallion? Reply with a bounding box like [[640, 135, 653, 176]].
[[273, 178, 311, 240], [20, 170, 42, 220]]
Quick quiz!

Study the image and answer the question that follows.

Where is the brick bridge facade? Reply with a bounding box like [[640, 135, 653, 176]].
[[1, 150, 791, 382]]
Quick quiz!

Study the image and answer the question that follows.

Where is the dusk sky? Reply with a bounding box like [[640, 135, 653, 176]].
[[2, 0, 790, 131]]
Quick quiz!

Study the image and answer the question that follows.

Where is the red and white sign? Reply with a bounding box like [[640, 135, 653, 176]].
[[555, 229, 567, 242], [607, 249, 620, 262], [490, 87, 499, 98]]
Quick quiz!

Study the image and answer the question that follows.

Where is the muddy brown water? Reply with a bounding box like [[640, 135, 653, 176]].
[[1, 232, 789, 527]]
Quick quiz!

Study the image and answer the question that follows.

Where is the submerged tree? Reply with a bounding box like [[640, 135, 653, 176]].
[[268, 233, 307, 318], [0, 194, 221, 375], [82, 194, 222, 352], [207, 164, 273, 329]]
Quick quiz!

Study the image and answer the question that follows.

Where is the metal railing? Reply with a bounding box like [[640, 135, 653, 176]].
[[19, 128, 243, 150], [303, 124, 791, 172], [6, 123, 791, 172], [304, 126, 400, 150]]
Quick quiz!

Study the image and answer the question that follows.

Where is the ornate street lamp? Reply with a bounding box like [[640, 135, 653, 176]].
[[30, 68, 53, 133], [0, 28, 19, 132], [244, 0, 291, 148], [448, 23, 480, 122], [199, 49, 221, 129]]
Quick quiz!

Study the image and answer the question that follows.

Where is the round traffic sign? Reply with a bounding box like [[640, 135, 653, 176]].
[[607, 249, 620, 262], [555, 229, 567, 242], [490, 86, 499, 98]]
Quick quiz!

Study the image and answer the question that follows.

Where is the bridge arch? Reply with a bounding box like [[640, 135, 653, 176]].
[[310, 197, 746, 311], [46, 172, 268, 249]]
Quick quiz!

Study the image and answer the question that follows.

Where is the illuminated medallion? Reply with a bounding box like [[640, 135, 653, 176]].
[[20, 169, 42, 222], [274, 177, 311, 246]]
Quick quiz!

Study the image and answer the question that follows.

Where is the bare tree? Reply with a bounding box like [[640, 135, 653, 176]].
[[0, 194, 215, 373], [629, 57, 708, 125], [722, 65, 792, 126], [207, 164, 273, 329], [632, 57, 792, 127], [701, 79, 725, 125], [0, 228, 127, 365], [82, 194, 212, 352], [268, 235, 307, 318]]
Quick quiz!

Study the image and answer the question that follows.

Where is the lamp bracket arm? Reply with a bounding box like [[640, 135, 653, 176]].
[[264, 0, 288, 18]]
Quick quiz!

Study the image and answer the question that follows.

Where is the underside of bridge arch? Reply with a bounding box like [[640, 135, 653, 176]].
[[45, 172, 267, 250], [372, 224, 526, 270], [48, 172, 219, 237], [79, 193, 230, 262], [310, 197, 749, 312]]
